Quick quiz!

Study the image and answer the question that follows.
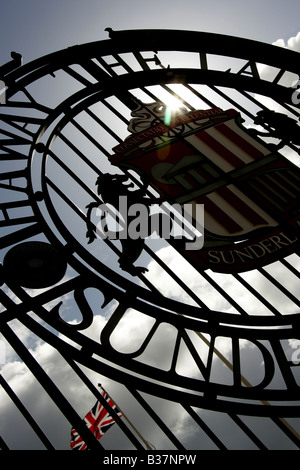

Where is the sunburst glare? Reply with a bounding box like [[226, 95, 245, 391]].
[[163, 102, 186, 126]]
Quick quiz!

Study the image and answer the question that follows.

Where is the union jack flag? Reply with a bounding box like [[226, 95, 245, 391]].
[[70, 390, 122, 450]]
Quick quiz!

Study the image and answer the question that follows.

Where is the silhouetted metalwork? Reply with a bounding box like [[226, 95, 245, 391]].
[[0, 29, 300, 450]]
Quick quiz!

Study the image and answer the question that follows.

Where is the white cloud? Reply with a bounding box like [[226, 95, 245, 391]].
[[144, 245, 235, 312], [273, 31, 300, 51], [256, 31, 300, 109]]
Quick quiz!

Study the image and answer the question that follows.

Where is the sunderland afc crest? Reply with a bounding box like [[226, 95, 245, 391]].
[[105, 101, 300, 273]]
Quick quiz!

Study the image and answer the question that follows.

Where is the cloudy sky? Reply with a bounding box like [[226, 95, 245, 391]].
[[1, 0, 300, 452]]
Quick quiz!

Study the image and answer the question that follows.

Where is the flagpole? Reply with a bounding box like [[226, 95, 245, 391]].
[[98, 383, 155, 450], [186, 321, 300, 442]]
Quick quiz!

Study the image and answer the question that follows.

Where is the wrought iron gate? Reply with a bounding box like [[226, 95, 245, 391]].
[[0, 29, 300, 450]]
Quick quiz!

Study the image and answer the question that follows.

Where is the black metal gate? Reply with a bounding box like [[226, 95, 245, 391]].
[[0, 29, 300, 450]]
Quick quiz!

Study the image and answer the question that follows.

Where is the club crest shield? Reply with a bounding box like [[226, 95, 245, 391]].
[[110, 101, 300, 273]]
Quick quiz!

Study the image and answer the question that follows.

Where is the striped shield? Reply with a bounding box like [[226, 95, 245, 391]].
[[111, 103, 300, 272]]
